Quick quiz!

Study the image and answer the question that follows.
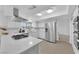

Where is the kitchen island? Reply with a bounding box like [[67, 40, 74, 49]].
[[0, 35, 42, 54]]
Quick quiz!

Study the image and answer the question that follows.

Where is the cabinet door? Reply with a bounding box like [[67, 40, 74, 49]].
[[37, 23, 45, 39], [38, 28, 45, 39]]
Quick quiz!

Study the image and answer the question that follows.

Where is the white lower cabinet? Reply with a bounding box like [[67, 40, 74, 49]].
[[20, 44, 39, 54]]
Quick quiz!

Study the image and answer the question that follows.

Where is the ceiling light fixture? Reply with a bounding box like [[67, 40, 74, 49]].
[[46, 9, 53, 13], [36, 13, 42, 16]]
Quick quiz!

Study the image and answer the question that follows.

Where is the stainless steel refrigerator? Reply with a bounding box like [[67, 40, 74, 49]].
[[45, 21, 57, 43]]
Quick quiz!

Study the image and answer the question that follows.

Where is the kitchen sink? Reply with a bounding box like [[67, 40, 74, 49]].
[[12, 33, 28, 40]]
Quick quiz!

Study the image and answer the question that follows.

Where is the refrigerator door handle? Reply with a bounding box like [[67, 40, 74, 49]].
[[45, 28, 48, 32]]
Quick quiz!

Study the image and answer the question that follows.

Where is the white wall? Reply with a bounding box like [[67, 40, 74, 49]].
[[56, 15, 70, 36], [7, 22, 21, 28], [0, 15, 10, 27]]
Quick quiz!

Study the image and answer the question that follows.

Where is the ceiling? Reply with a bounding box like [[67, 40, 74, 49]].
[[0, 5, 75, 21]]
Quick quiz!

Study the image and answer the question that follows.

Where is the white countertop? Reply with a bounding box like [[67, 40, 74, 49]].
[[0, 35, 42, 54], [77, 40, 79, 42]]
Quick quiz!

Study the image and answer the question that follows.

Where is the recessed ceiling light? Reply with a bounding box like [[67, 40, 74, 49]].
[[36, 13, 42, 16], [46, 9, 53, 13]]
